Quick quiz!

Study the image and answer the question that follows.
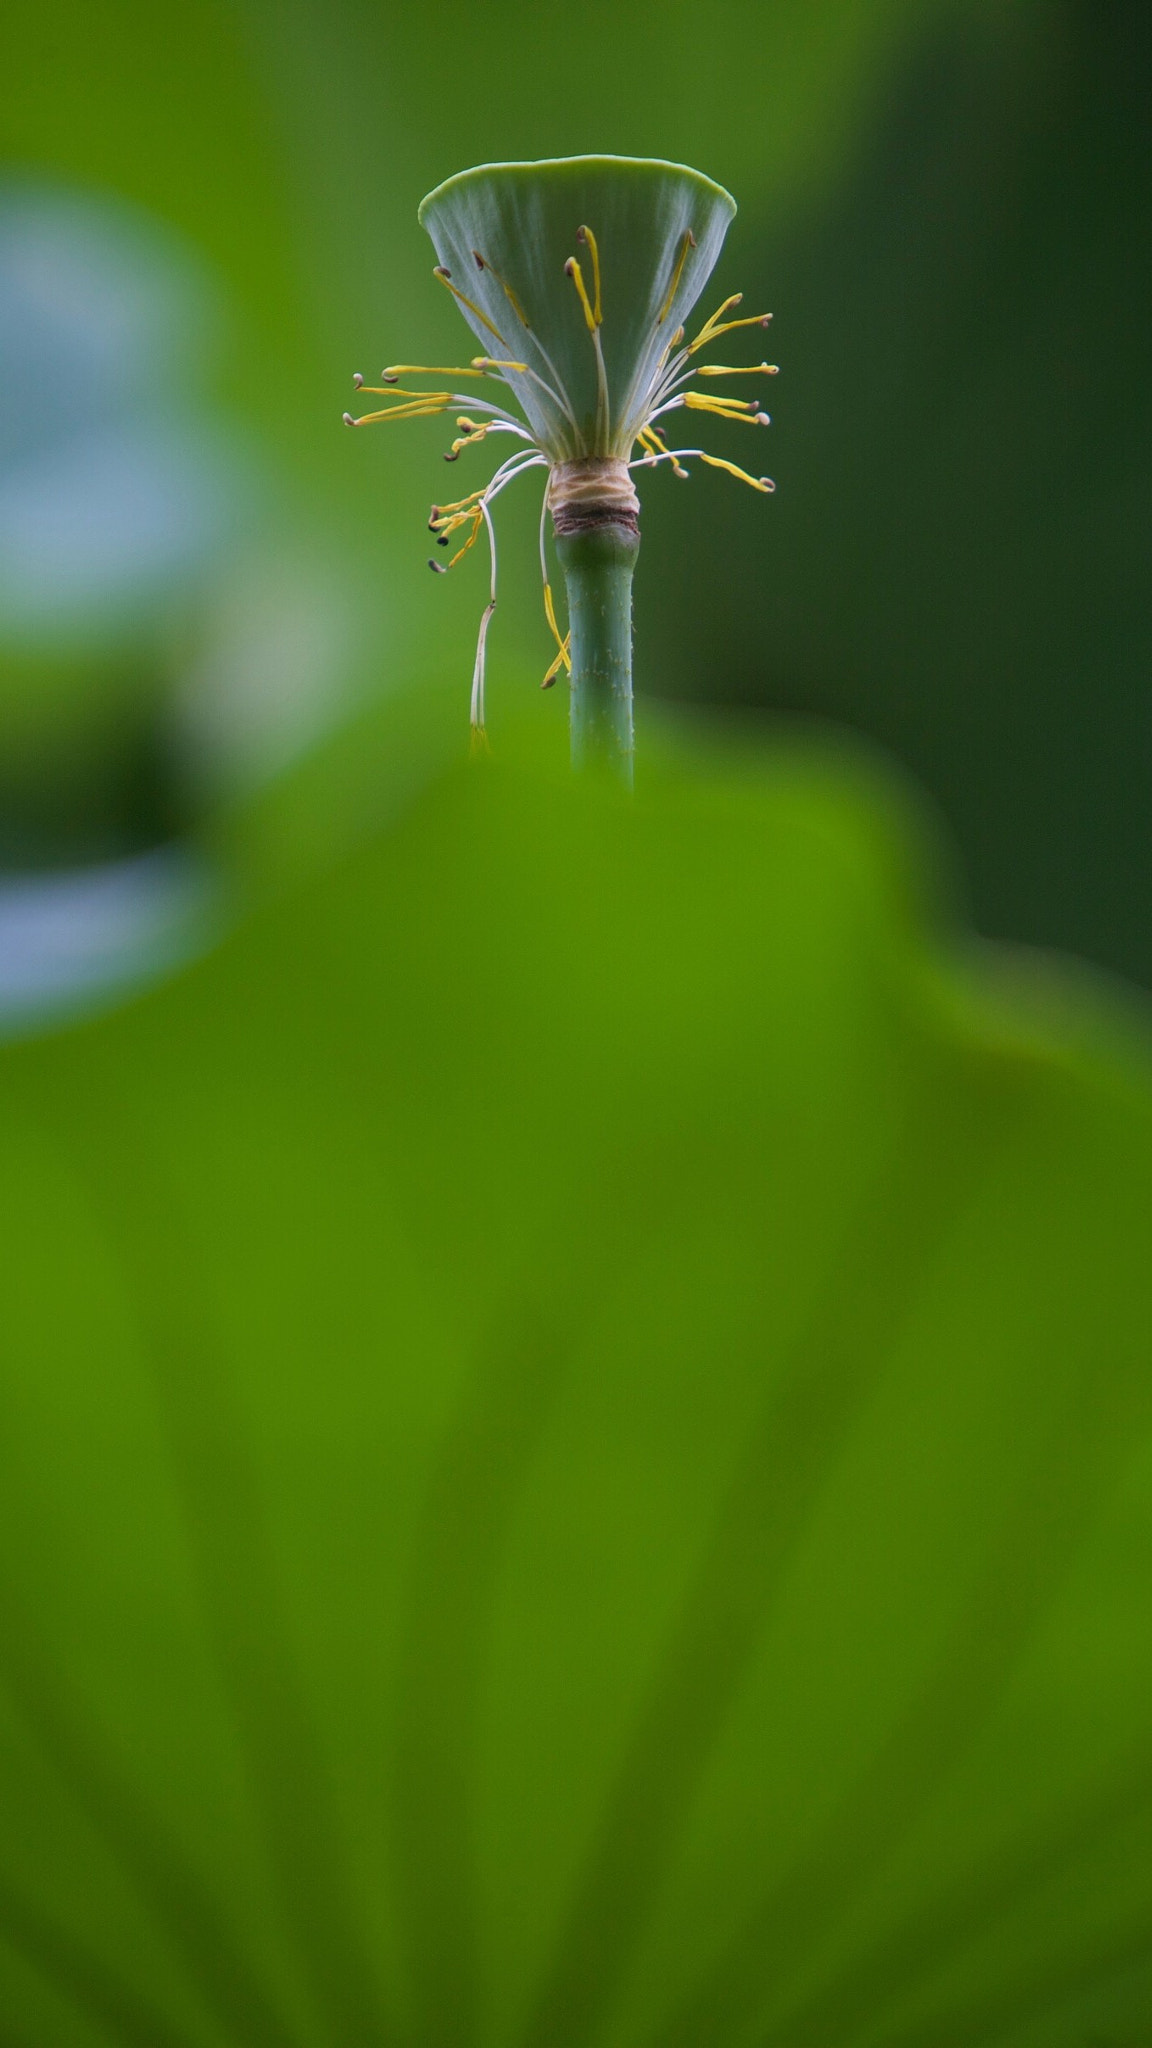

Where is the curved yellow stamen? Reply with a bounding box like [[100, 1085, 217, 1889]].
[[695, 361, 780, 378], [682, 393, 769, 425], [688, 293, 742, 347], [543, 582, 571, 670], [433, 266, 507, 346], [639, 426, 688, 478], [658, 230, 696, 324], [696, 452, 775, 491], [447, 423, 491, 459], [429, 507, 485, 569], [350, 386, 454, 401], [433, 487, 489, 514], [576, 226, 602, 325], [449, 516, 485, 567], [687, 307, 773, 356], [472, 253, 533, 331], [345, 401, 452, 425], [564, 255, 597, 335], [378, 365, 489, 383], [635, 425, 680, 473], [541, 635, 570, 689]]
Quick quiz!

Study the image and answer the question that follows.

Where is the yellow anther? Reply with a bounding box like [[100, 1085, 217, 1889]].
[[564, 255, 598, 334], [431, 485, 489, 517], [441, 510, 484, 568], [695, 361, 779, 377], [688, 293, 742, 345], [657, 229, 696, 324], [639, 426, 688, 478], [350, 386, 454, 402], [696, 452, 775, 491], [682, 394, 768, 427], [429, 501, 487, 536], [542, 582, 570, 668], [576, 227, 602, 325], [347, 400, 452, 425], [541, 636, 570, 689], [472, 253, 533, 331], [470, 357, 530, 373], [433, 266, 507, 346], [379, 365, 489, 382], [687, 309, 773, 356], [447, 428, 487, 460]]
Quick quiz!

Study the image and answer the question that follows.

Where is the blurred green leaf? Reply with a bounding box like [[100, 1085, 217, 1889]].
[[0, 733, 1150, 2045]]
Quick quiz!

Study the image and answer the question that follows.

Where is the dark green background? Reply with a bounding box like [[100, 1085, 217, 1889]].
[[3, 0, 1148, 987], [3, 7, 1152, 2046]]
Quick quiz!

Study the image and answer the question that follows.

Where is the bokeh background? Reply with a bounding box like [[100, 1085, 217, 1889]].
[[4, 9, 1152, 2046], [3, 0, 1149, 1006]]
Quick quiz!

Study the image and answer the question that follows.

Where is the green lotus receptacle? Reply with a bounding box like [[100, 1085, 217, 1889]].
[[345, 155, 778, 780]]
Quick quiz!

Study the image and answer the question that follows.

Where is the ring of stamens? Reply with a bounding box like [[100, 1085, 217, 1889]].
[[344, 227, 778, 728]]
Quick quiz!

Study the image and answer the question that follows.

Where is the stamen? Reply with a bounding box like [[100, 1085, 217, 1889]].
[[536, 482, 572, 683], [446, 512, 485, 569], [682, 393, 770, 425], [344, 402, 453, 426], [576, 227, 603, 325], [433, 484, 496, 516], [470, 357, 530, 373], [627, 445, 775, 493], [697, 452, 775, 490], [541, 637, 570, 689], [657, 230, 696, 324], [688, 293, 742, 348], [695, 361, 780, 377], [543, 583, 571, 671], [687, 309, 773, 356], [378, 365, 488, 381], [348, 386, 454, 400], [564, 241, 611, 446], [433, 266, 508, 346], [444, 416, 493, 460], [469, 500, 499, 738], [639, 426, 688, 478], [472, 251, 533, 331], [564, 255, 598, 335]]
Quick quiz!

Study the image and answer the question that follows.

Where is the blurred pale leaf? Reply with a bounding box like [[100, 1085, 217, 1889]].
[[0, 735, 1150, 2047]]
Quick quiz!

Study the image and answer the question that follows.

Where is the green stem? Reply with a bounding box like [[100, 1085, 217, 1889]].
[[556, 523, 639, 784]]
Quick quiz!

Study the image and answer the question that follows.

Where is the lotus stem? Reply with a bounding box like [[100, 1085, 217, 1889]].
[[555, 522, 639, 783]]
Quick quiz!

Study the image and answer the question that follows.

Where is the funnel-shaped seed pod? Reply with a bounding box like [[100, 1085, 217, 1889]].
[[344, 156, 777, 765], [419, 156, 737, 462]]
